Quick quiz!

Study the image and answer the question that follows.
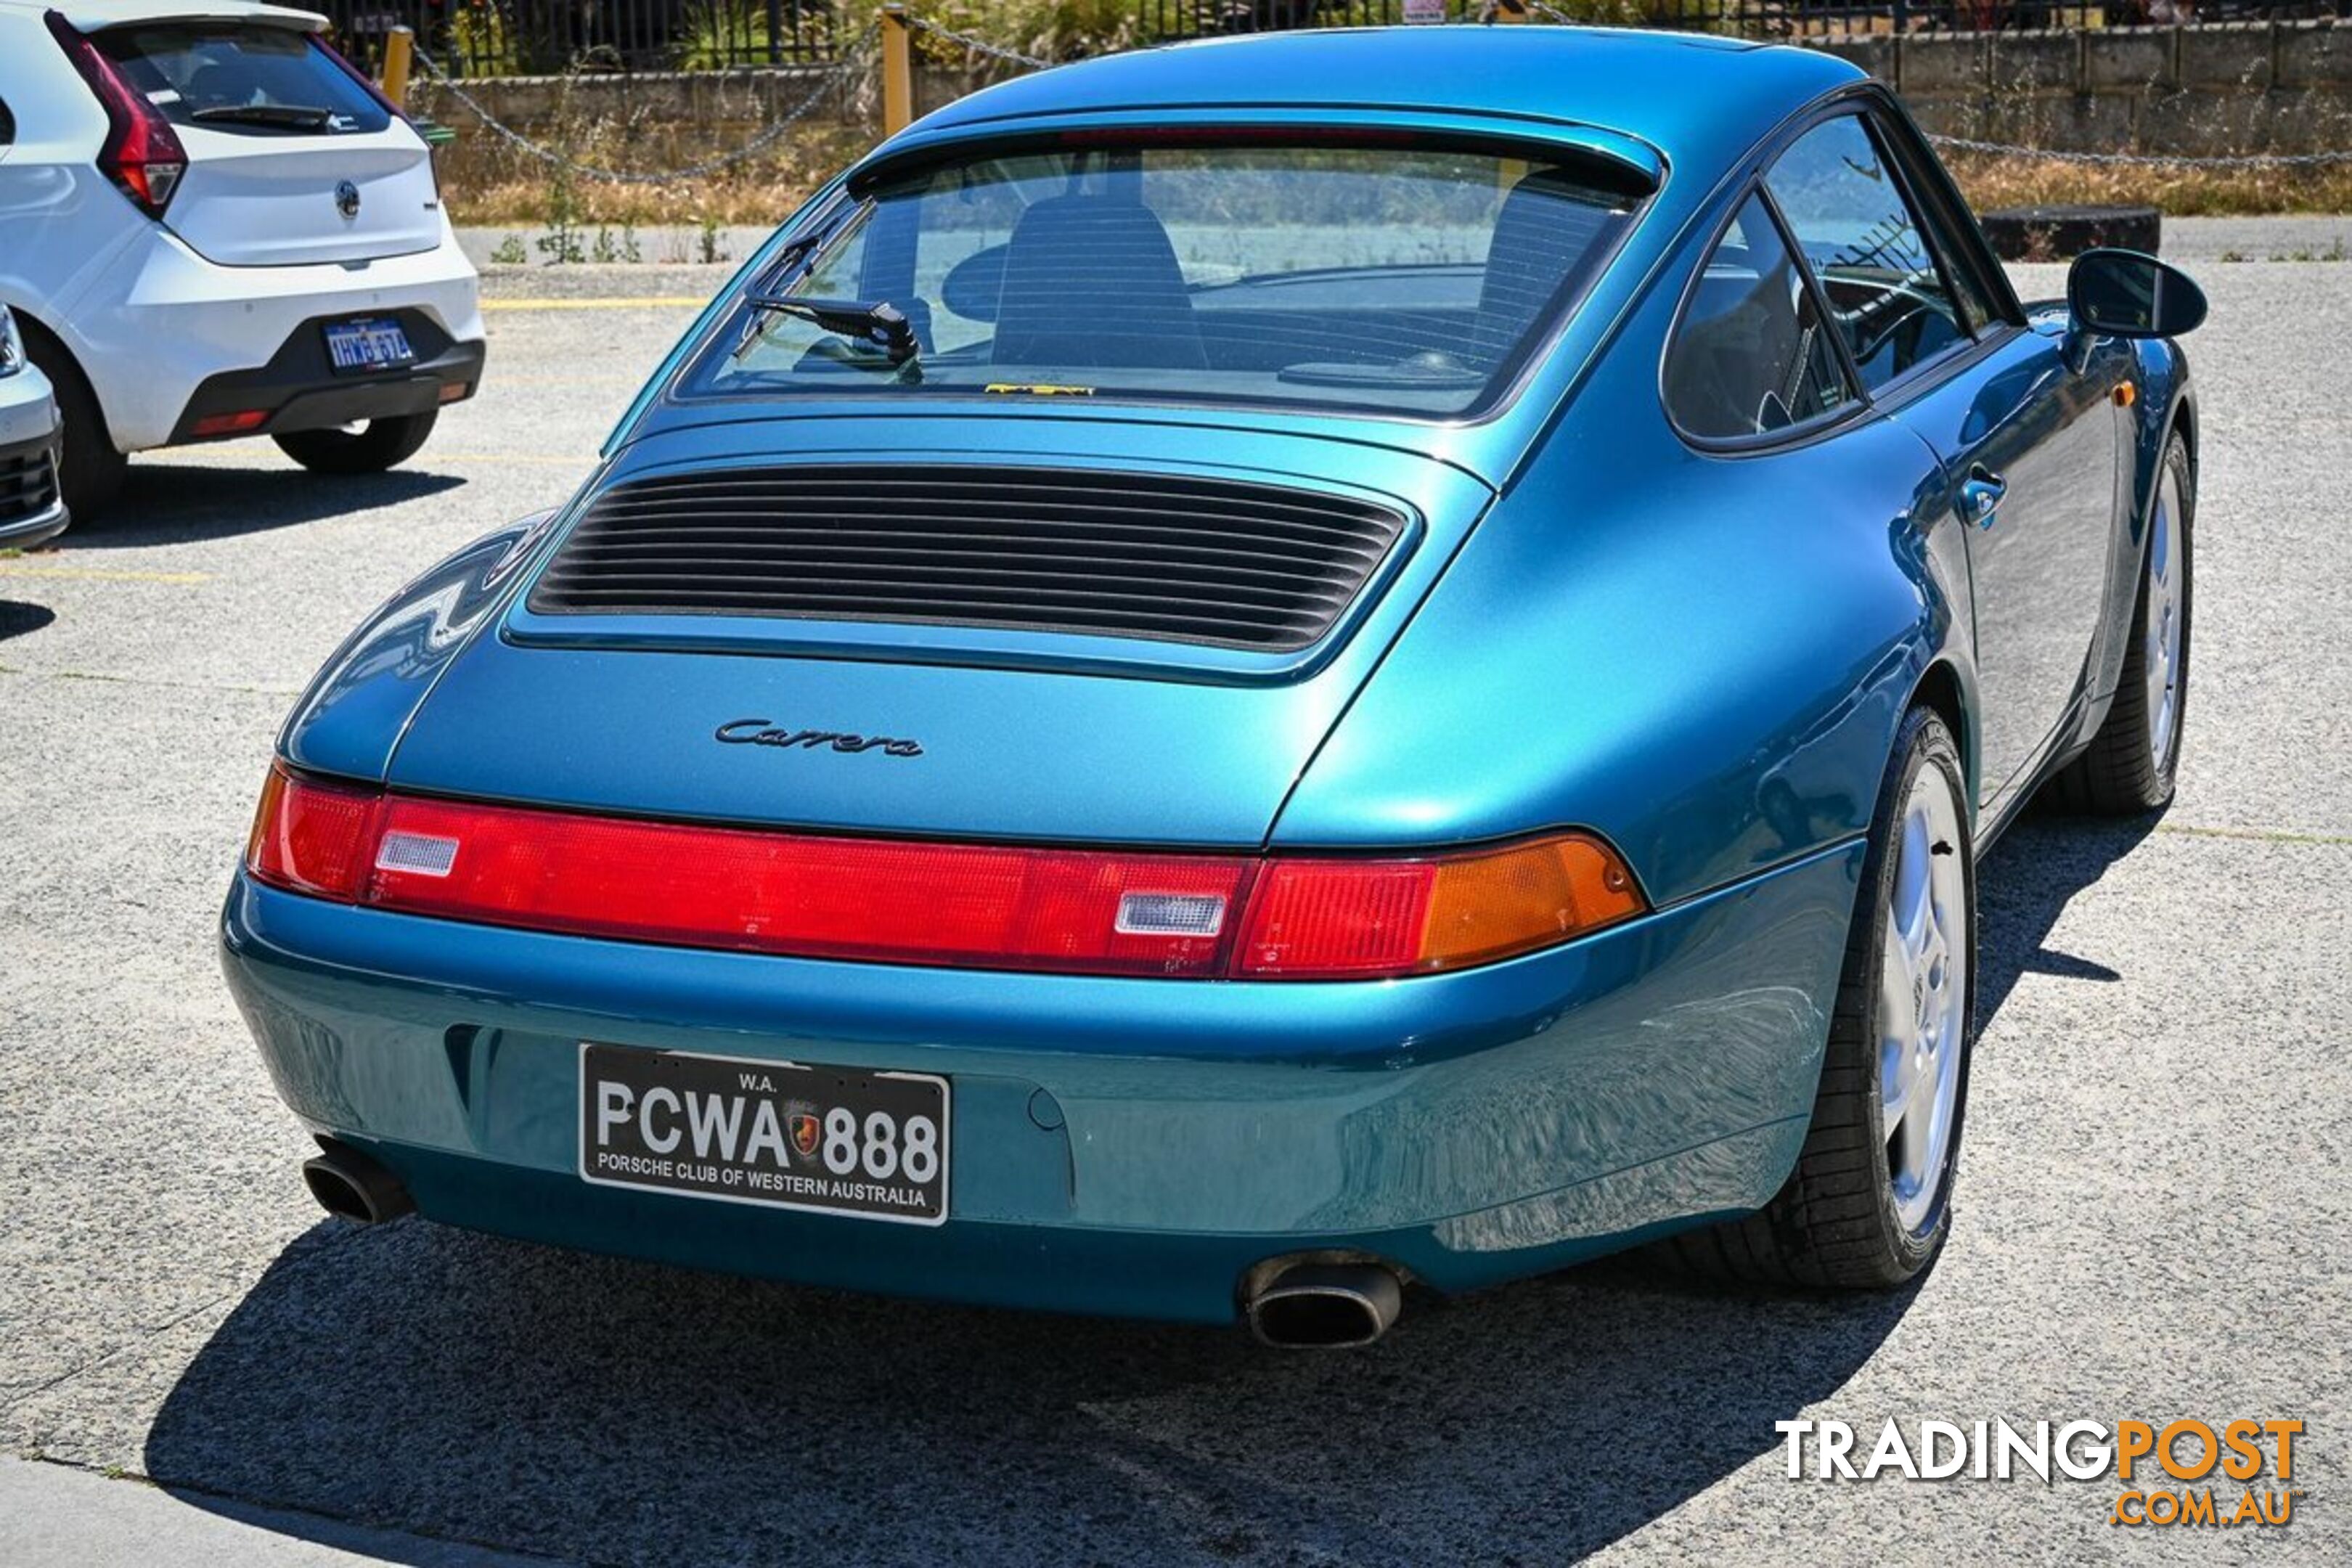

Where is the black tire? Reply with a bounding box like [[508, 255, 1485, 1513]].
[[1662, 707, 1976, 1289], [20, 327, 127, 521], [2046, 436, 2193, 815], [271, 410, 438, 475]]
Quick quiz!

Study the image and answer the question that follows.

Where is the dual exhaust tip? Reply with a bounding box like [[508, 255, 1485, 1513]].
[[298, 1145, 1404, 1348]]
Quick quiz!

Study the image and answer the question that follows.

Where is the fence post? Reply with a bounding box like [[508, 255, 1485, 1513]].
[[380, 24, 414, 106], [881, 5, 915, 137]]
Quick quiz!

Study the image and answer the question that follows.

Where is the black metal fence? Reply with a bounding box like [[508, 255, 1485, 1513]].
[[324, 0, 840, 76], [322, 0, 2352, 78]]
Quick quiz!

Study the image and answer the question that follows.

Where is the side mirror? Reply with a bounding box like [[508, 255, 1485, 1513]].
[[2067, 248, 2208, 338]]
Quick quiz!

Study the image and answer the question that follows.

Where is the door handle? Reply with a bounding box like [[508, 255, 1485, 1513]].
[[1959, 465, 2007, 528]]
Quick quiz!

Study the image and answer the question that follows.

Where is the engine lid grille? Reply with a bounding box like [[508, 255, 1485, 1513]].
[[526, 464, 1411, 653]]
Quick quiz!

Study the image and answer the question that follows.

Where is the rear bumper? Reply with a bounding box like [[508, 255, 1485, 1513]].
[[63, 224, 483, 452], [168, 310, 483, 444], [220, 838, 1863, 1324]]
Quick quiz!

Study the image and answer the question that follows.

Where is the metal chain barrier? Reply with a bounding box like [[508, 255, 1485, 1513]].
[[1925, 133, 2352, 168], [899, 14, 1054, 70], [409, 31, 874, 185], [407, 13, 2352, 183]]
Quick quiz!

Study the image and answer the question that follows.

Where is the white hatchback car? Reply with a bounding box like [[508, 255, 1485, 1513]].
[[0, 0, 483, 518]]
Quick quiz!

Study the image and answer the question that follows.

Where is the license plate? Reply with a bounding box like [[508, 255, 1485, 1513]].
[[323, 317, 414, 374], [579, 1043, 949, 1225]]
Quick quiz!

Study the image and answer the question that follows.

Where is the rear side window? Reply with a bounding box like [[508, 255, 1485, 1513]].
[[93, 25, 390, 136], [1765, 116, 1971, 393], [1664, 194, 1855, 443]]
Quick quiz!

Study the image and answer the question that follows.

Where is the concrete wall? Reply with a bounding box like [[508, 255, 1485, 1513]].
[[1818, 19, 2352, 157], [410, 18, 2352, 178]]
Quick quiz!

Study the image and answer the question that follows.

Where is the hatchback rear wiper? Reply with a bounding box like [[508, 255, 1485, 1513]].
[[191, 103, 335, 131], [739, 295, 919, 367]]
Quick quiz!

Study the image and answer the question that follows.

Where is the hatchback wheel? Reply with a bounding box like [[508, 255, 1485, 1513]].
[[272, 410, 438, 475], [1665, 706, 1975, 1288], [22, 331, 127, 520]]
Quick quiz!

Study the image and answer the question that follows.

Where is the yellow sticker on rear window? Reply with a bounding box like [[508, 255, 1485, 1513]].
[[983, 383, 1096, 397]]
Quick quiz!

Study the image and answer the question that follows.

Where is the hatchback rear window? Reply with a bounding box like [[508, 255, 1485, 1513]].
[[94, 24, 390, 137], [678, 138, 1649, 420]]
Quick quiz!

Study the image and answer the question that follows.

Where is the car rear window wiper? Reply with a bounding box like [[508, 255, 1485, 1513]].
[[738, 295, 919, 367], [190, 103, 336, 131]]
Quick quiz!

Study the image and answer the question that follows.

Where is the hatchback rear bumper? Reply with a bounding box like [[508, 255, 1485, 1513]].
[[168, 309, 483, 444], [221, 838, 1862, 1323], [63, 225, 483, 452]]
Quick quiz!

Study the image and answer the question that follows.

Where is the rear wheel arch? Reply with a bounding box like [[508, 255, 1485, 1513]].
[[7, 311, 100, 413], [1907, 659, 1975, 817]]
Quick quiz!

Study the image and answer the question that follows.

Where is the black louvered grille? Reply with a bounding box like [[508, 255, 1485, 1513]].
[[528, 465, 1409, 652], [0, 443, 59, 524]]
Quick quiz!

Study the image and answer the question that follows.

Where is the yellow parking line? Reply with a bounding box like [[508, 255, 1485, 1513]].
[[482, 297, 706, 311], [0, 563, 213, 584], [2156, 821, 2352, 848]]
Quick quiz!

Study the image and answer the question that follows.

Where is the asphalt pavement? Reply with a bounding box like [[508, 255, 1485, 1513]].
[[0, 237, 2345, 1567]]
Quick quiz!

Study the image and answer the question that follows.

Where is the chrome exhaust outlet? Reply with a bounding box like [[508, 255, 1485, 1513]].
[[1244, 1259, 1403, 1349], [301, 1138, 415, 1225]]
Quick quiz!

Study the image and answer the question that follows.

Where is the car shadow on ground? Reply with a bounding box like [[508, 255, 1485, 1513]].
[[0, 600, 58, 642], [138, 811, 2162, 1566], [65, 463, 465, 548]]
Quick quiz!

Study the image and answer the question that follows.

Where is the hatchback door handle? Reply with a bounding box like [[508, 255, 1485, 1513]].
[[1959, 465, 2007, 528]]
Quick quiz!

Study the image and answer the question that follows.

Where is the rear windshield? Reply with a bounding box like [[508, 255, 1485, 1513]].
[[95, 24, 390, 137], [677, 140, 1646, 420]]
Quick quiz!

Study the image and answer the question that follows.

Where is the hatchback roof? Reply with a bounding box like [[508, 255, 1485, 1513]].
[[15, 0, 325, 30], [912, 26, 1865, 175]]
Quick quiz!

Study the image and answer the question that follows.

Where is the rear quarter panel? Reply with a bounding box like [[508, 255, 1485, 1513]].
[[1274, 240, 1977, 910]]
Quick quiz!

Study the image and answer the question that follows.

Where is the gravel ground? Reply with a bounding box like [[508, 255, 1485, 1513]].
[[1, 237, 2345, 1567]]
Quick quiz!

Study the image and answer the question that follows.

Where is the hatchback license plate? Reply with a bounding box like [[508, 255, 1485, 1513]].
[[323, 317, 414, 373], [579, 1044, 949, 1225]]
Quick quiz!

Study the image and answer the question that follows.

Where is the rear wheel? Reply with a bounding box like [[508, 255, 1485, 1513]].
[[21, 329, 127, 522], [271, 411, 438, 475], [2046, 436, 2192, 814], [1665, 707, 1975, 1288]]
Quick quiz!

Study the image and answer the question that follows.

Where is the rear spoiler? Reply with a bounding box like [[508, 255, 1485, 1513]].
[[60, 1, 325, 32]]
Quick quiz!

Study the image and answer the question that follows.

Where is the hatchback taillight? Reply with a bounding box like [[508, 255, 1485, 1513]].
[[245, 766, 1647, 980], [46, 11, 187, 218]]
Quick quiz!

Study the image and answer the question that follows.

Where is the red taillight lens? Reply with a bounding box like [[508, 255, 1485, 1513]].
[[46, 12, 188, 217], [364, 795, 1255, 977], [246, 767, 380, 901], [1236, 835, 1646, 979], [242, 769, 1646, 979]]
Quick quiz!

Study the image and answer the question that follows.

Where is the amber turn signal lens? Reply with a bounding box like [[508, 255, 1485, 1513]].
[[1236, 833, 1646, 979], [1421, 834, 1646, 971]]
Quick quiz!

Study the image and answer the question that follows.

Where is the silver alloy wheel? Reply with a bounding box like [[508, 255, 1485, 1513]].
[[2144, 467, 2186, 767], [1877, 762, 1968, 1235]]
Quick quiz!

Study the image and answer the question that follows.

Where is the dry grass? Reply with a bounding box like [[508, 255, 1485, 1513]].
[[1942, 151, 2352, 219], [435, 131, 2352, 232]]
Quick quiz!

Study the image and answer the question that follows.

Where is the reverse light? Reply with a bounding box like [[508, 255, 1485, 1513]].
[[46, 12, 188, 218], [242, 767, 1647, 980]]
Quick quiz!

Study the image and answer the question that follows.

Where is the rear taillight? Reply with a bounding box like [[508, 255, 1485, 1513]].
[[243, 766, 1647, 979], [245, 769, 380, 901], [45, 11, 187, 217], [1234, 836, 1645, 978]]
